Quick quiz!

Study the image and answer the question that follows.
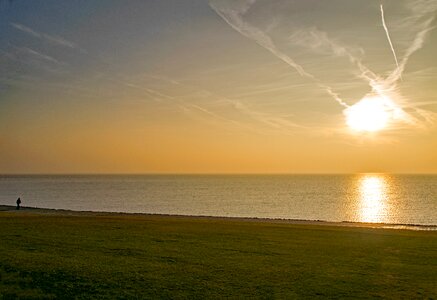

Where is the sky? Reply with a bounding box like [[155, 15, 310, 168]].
[[0, 0, 436, 174]]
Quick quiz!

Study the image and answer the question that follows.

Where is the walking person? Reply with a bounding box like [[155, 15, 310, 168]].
[[16, 197, 21, 210]]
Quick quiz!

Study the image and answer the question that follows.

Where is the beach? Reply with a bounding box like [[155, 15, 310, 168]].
[[1, 206, 436, 298]]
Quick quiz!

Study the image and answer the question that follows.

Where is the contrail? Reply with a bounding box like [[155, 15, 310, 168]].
[[210, 0, 437, 130], [386, 16, 435, 85], [209, 0, 350, 108], [288, 27, 380, 88], [209, 3, 311, 78], [380, 5, 401, 77]]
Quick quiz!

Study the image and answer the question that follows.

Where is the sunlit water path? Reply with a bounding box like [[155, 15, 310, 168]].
[[1, 174, 436, 225]]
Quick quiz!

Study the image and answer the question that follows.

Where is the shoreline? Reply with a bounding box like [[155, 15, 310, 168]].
[[1, 205, 436, 231]]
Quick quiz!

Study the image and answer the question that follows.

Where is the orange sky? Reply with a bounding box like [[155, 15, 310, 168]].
[[1, 0, 437, 173]]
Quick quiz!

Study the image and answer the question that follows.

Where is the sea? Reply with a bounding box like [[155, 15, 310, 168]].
[[0, 174, 436, 225]]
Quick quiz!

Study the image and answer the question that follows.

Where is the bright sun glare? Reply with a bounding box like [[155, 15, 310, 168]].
[[345, 96, 393, 132]]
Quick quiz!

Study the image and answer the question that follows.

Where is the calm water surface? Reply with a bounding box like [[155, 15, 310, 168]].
[[0, 174, 436, 225]]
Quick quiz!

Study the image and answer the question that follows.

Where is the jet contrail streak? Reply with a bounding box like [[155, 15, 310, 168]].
[[209, 0, 437, 131], [380, 4, 401, 77], [210, 1, 351, 109], [386, 16, 435, 85], [209, 3, 312, 78]]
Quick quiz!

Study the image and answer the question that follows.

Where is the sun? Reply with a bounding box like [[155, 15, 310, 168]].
[[344, 96, 393, 132]]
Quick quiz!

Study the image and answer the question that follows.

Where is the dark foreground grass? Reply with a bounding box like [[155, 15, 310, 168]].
[[0, 211, 436, 299]]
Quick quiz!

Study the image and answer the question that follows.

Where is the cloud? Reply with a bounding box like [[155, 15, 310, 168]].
[[209, 0, 311, 78], [20, 47, 63, 65], [10, 22, 85, 52], [0, 45, 70, 77], [386, 18, 436, 86], [287, 26, 380, 86], [209, 0, 437, 132], [209, 0, 350, 108]]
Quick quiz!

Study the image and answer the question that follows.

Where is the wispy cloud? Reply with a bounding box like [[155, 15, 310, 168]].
[[7, 20, 263, 132], [131, 72, 306, 132], [10, 22, 85, 52], [209, 1, 311, 78], [100, 73, 258, 131], [0, 45, 69, 76], [20, 47, 64, 65], [209, 0, 437, 132], [123, 82, 174, 102], [209, 0, 351, 109], [178, 79, 308, 130], [386, 20, 435, 85]]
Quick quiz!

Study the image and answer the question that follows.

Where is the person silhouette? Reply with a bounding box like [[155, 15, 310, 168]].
[[16, 197, 21, 210]]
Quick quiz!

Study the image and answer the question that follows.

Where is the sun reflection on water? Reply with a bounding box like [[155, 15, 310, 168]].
[[359, 174, 389, 223]]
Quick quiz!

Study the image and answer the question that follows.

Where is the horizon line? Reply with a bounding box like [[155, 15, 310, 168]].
[[1, 172, 436, 176]]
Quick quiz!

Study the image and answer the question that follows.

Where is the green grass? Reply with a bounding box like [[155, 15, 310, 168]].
[[0, 212, 436, 299]]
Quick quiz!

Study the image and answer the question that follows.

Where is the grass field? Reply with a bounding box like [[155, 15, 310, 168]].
[[0, 209, 436, 299]]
